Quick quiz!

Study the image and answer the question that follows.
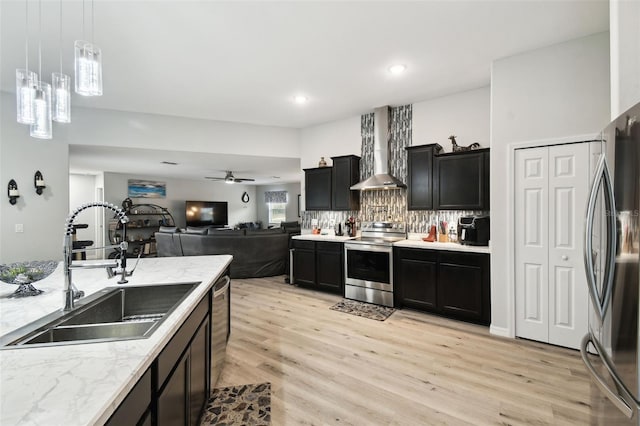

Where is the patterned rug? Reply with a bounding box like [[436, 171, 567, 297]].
[[330, 299, 396, 321], [200, 382, 271, 425]]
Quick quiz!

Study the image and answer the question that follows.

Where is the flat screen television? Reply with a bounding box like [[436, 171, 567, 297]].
[[185, 201, 228, 228]]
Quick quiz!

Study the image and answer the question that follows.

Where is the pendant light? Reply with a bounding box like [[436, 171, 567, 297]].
[[16, 0, 37, 124], [75, 0, 102, 96], [30, 0, 52, 139], [52, 0, 70, 123]]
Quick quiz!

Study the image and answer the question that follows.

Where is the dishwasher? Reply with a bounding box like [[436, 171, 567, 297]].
[[211, 274, 230, 387]]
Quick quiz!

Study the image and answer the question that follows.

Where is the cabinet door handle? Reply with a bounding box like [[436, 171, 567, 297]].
[[561, 255, 569, 261]]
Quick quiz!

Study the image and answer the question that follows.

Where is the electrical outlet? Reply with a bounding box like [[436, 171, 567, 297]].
[[15, 224, 24, 233], [329, 220, 336, 227]]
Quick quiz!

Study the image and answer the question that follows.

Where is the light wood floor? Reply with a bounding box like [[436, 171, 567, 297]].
[[217, 276, 601, 425]]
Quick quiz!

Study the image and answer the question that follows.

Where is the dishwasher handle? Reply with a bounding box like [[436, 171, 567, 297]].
[[214, 275, 230, 298]]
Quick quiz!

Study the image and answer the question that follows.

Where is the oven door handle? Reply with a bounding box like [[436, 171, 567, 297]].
[[344, 243, 392, 253]]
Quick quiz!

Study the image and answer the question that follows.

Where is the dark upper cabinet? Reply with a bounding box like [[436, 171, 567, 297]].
[[434, 149, 490, 210], [331, 155, 360, 211], [406, 144, 443, 210], [304, 167, 332, 211]]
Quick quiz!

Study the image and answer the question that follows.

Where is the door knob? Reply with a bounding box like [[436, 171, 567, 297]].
[[562, 255, 569, 261]]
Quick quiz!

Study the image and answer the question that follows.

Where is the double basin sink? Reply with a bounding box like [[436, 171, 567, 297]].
[[0, 282, 199, 348]]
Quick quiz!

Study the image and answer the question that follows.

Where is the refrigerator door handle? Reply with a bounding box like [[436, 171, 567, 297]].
[[581, 333, 636, 419], [584, 154, 617, 323]]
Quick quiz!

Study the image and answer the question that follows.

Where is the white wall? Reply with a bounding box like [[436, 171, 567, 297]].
[[68, 106, 301, 159], [0, 94, 70, 263], [610, 0, 640, 118], [69, 174, 99, 257], [256, 182, 301, 226], [490, 32, 610, 336], [413, 86, 491, 152], [299, 116, 361, 209], [103, 172, 258, 230]]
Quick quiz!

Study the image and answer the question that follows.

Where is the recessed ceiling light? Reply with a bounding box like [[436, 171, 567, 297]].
[[389, 64, 407, 75], [293, 95, 308, 105]]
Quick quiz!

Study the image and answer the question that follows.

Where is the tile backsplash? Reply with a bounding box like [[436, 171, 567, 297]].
[[301, 104, 489, 234]]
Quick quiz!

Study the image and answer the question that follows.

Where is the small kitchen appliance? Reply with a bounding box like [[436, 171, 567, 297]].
[[457, 215, 490, 246]]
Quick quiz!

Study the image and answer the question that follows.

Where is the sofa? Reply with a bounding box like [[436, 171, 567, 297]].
[[155, 226, 296, 279]]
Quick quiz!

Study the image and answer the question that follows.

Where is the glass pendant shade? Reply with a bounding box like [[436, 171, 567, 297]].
[[74, 40, 102, 96], [16, 69, 38, 124], [30, 81, 52, 139], [52, 72, 71, 123]]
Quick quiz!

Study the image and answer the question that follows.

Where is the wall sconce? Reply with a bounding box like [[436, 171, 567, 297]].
[[8, 180, 20, 205], [34, 170, 46, 195]]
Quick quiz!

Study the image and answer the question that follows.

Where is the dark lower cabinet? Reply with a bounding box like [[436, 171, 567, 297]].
[[292, 240, 343, 294], [315, 242, 343, 293], [292, 240, 316, 286], [105, 368, 152, 426], [395, 248, 490, 325], [157, 297, 210, 426], [108, 288, 213, 426], [395, 249, 438, 311], [158, 351, 188, 426], [189, 319, 209, 426]]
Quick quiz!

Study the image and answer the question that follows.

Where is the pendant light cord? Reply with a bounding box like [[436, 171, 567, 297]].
[[24, 0, 28, 71], [91, 0, 94, 43], [82, 0, 85, 41], [59, 0, 62, 73], [37, 0, 41, 79]]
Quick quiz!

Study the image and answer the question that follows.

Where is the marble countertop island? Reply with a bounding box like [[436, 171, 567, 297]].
[[0, 255, 232, 426]]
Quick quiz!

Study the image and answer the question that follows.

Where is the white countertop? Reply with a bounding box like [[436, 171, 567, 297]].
[[0, 255, 232, 426], [395, 236, 491, 254], [292, 234, 356, 242]]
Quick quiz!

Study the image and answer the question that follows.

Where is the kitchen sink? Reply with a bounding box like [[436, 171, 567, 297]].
[[0, 282, 200, 348]]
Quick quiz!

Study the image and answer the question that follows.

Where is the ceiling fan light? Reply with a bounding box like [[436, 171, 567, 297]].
[[16, 69, 38, 124], [74, 40, 102, 96]]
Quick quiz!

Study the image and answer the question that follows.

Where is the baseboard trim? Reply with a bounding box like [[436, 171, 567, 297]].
[[489, 325, 512, 338]]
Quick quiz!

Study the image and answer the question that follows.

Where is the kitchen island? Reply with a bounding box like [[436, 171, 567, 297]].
[[0, 255, 232, 425]]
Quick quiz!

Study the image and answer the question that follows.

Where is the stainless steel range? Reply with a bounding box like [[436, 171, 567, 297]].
[[344, 221, 407, 307]]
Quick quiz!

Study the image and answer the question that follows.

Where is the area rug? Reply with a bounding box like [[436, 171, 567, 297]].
[[330, 299, 395, 321], [200, 382, 271, 425]]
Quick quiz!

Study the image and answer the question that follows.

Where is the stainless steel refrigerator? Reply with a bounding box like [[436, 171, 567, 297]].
[[581, 101, 640, 424]]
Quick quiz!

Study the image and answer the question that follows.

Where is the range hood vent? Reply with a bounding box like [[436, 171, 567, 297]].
[[350, 106, 406, 191]]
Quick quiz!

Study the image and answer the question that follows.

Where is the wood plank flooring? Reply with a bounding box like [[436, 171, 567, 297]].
[[217, 276, 602, 425]]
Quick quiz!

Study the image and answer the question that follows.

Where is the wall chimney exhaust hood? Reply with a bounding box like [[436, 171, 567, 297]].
[[350, 106, 406, 191]]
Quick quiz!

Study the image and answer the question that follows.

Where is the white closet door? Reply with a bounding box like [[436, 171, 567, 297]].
[[547, 143, 590, 348], [515, 147, 549, 343]]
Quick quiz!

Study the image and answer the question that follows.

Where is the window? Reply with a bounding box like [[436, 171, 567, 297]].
[[265, 190, 288, 224], [268, 203, 287, 223]]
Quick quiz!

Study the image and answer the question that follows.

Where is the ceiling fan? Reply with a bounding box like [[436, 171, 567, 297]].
[[205, 171, 255, 184]]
